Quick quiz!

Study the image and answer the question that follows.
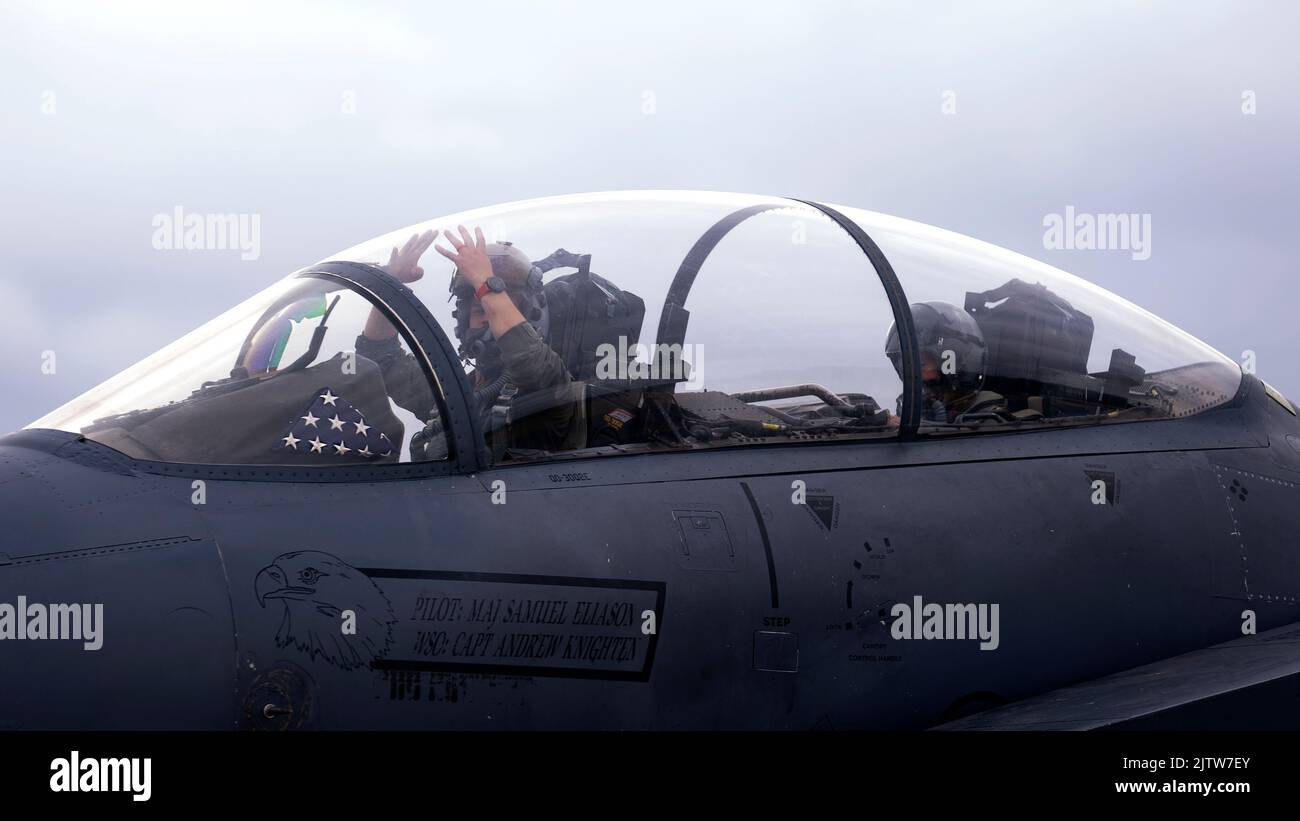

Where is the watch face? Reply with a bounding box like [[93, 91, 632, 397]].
[[486, 276, 507, 293]]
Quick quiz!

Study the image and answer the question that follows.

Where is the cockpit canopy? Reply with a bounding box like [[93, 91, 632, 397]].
[[29, 191, 1242, 468]]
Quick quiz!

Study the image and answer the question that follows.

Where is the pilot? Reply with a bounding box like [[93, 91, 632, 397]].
[[884, 301, 990, 423], [356, 225, 584, 457]]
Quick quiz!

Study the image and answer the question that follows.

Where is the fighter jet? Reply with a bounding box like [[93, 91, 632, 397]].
[[2, 191, 1297, 730]]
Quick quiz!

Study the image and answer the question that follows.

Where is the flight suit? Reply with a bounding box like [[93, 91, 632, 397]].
[[896, 387, 988, 424], [355, 322, 585, 458]]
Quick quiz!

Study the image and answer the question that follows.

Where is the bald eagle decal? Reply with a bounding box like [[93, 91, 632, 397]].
[[254, 551, 395, 670]]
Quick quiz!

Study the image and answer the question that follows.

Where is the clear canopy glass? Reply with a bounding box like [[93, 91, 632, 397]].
[[836, 204, 1242, 429], [332, 191, 904, 461], [30, 275, 439, 464], [29, 191, 1241, 467]]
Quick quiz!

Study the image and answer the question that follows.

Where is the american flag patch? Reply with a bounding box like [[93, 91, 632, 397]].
[[278, 388, 393, 459]]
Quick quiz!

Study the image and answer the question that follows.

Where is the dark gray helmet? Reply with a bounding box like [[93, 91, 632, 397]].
[[448, 241, 549, 365], [885, 301, 986, 392]]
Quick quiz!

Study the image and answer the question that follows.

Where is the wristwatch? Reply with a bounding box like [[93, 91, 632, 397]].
[[474, 276, 507, 301]]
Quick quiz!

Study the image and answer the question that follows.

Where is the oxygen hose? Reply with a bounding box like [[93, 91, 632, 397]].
[[473, 372, 511, 408], [411, 372, 512, 460]]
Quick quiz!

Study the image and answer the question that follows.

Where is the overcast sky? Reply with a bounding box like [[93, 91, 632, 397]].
[[1, 0, 1296, 433]]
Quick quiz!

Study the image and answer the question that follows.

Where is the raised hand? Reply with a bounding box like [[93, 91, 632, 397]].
[[434, 225, 492, 289], [384, 229, 436, 284]]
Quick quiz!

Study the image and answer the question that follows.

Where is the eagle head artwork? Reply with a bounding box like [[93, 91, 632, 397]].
[[254, 551, 396, 670]]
